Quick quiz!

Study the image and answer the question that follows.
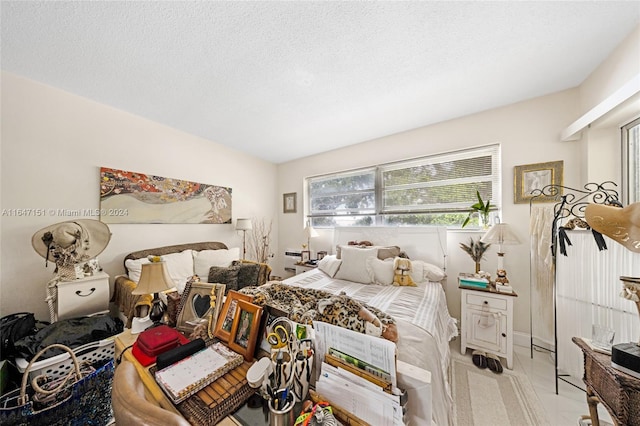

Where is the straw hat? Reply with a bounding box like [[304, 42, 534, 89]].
[[585, 202, 640, 253], [32, 219, 112, 261]]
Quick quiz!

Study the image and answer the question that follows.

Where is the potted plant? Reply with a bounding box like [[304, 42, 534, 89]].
[[462, 190, 491, 229], [459, 237, 491, 273]]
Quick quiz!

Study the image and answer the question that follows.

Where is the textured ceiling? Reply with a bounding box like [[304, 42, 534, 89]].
[[2, 1, 639, 163]]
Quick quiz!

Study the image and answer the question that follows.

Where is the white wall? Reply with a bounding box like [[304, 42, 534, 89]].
[[276, 89, 582, 335], [0, 72, 278, 321], [275, 25, 640, 341]]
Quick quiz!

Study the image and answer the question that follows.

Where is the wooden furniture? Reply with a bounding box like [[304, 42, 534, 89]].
[[573, 337, 640, 426], [460, 285, 517, 369], [114, 329, 243, 425], [55, 271, 110, 321]]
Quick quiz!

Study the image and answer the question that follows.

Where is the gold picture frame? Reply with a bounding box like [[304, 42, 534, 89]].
[[228, 300, 263, 362], [176, 281, 225, 337], [283, 192, 297, 213], [214, 290, 254, 343], [514, 160, 563, 204]]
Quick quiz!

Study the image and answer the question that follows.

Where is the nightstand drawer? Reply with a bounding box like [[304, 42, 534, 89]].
[[56, 272, 109, 320], [465, 293, 507, 311]]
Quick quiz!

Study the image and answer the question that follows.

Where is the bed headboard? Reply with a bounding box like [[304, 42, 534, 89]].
[[333, 226, 447, 270]]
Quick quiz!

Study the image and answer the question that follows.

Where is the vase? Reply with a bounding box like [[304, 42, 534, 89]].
[[475, 262, 481, 273], [478, 213, 490, 230]]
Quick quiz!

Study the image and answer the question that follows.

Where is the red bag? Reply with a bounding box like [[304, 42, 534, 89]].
[[136, 325, 181, 357]]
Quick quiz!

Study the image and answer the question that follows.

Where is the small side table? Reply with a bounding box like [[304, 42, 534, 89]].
[[573, 337, 640, 426], [459, 284, 517, 369], [295, 263, 317, 275], [55, 271, 110, 321]]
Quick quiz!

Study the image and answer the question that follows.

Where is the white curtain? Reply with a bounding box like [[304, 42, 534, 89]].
[[556, 230, 640, 378]]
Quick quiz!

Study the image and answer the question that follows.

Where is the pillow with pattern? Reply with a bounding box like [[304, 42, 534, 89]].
[[208, 265, 241, 293]]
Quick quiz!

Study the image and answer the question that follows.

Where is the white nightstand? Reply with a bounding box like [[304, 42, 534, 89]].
[[294, 263, 317, 275], [459, 285, 517, 369], [55, 271, 110, 321]]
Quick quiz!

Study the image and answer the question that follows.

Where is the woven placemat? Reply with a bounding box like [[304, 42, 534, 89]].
[[177, 361, 254, 426]]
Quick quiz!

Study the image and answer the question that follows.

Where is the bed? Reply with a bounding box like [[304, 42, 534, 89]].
[[283, 226, 457, 426]]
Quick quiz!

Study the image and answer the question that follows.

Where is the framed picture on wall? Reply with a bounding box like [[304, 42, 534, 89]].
[[283, 192, 297, 213], [514, 161, 563, 204]]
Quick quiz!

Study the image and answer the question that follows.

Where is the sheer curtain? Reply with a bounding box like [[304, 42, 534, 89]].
[[556, 230, 640, 378]]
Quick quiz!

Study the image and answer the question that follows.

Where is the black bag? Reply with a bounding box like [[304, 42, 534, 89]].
[[1, 313, 39, 361]]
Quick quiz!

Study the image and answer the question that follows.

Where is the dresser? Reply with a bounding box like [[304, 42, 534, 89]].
[[55, 271, 110, 321], [460, 286, 516, 369]]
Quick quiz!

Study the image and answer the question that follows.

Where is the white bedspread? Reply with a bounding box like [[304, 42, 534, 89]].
[[283, 268, 458, 425]]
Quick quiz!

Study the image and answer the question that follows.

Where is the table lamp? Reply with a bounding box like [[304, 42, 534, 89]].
[[480, 223, 521, 285], [132, 260, 174, 325], [304, 222, 319, 256], [236, 218, 252, 260]]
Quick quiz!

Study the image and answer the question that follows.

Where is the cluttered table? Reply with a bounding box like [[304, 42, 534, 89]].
[[115, 329, 250, 426]]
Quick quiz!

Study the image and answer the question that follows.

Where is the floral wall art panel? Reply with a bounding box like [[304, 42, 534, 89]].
[[99, 167, 232, 224]]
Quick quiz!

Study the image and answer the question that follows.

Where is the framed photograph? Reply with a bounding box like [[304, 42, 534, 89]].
[[228, 300, 263, 362], [317, 251, 327, 260], [300, 250, 311, 263], [176, 281, 226, 336], [283, 192, 297, 213], [214, 290, 253, 342], [514, 160, 563, 204]]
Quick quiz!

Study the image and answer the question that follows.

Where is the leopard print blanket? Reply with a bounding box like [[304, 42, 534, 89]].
[[239, 283, 397, 341]]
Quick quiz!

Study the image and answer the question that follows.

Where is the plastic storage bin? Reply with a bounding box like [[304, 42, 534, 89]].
[[15, 337, 115, 381]]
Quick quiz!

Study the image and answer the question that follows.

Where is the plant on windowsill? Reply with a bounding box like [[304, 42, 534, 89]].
[[462, 190, 491, 229]]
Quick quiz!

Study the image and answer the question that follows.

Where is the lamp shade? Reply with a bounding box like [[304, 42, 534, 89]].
[[236, 218, 253, 231], [132, 261, 174, 295], [305, 225, 319, 239], [480, 223, 521, 246]]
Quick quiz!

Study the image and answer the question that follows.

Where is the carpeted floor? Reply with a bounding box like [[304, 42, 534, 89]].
[[451, 352, 550, 426]]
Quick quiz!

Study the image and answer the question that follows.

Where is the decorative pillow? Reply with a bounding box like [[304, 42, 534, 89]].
[[334, 247, 377, 284], [232, 261, 261, 289], [422, 262, 446, 282], [208, 265, 241, 293], [193, 248, 240, 279], [317, 255, 342, 278], [366, 257, 394, 286], [125, 250, 194, 293], [376, 246, 402, 260]]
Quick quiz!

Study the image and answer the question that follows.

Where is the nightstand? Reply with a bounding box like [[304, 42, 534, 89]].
[[295, 263, 317, 275], [459, 285, 517, 369], [55, 271, 110, 321]]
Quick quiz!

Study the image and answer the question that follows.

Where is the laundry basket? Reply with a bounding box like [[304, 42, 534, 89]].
[[14, 337, 115, 381]]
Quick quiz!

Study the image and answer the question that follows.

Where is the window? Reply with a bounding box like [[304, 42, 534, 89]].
[[307, 144, 501, 228], [622, 117, 640, 204]]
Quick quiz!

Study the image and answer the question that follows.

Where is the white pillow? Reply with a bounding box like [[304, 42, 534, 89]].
[[334, 246, 377, 284], [410, 260, 446, 282], [317, 255, 342, 278], [366, 257, 394, 286], [409, 260, 426, 283], [193, 248, 240, 278], [125, 250, 194, 293], [423, 262, 446, 282]]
